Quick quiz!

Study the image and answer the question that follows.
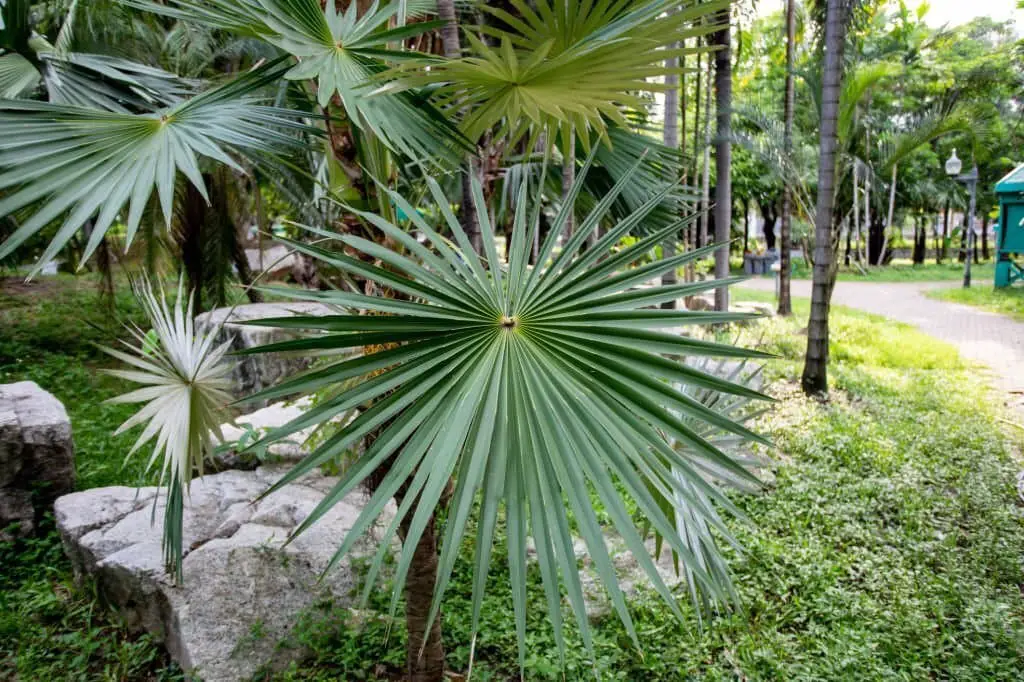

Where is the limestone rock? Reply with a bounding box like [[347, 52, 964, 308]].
[[194, 302, 337, 405], [55, 466, 391, 682], [0, 381, 75, 540], [245, 245, 298, 281]]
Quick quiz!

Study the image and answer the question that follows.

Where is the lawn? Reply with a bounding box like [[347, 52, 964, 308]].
[[737, 258, 995, 283], [927, 285, 1024, 321], [2, 276, 1024, 681]]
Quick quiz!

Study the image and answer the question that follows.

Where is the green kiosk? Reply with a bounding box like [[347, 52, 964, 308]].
[[995, 164, 1024, 288]]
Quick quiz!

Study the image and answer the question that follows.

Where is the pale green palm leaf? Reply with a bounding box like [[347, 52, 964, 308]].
[[129, 0, 465, 163], [397, 0, 727, 145], [231, 158, 772, 670], [101, 279, 235, 580], [0, 59, 313, 272]]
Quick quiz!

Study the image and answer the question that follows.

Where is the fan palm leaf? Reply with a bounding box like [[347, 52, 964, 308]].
[[129, 0, 466, 164], [228, 158, 772, 669], [396, 0, 727, 146], [101, 278, 235, 580], [0, 59, 314, 272]]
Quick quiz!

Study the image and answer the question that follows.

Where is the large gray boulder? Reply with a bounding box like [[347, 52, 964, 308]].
[[194, 302, 336, 405], [55, 466, 390, 682], [0, 381, 75, 540]]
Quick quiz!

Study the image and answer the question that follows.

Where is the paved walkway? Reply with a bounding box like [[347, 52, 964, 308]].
[[739, 279, 1024, 410]]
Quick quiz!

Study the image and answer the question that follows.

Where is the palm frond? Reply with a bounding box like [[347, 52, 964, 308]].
[[101, 278, 234, 580], [232, 162, 771, 671], [129, 0, 466, 164], [0, 59, 314, 272], [396, 0, 728, 146]]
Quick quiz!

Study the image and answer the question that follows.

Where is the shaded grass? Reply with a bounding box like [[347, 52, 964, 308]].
[[927, 285, 1024, 322], [1, 274, 182, 680]]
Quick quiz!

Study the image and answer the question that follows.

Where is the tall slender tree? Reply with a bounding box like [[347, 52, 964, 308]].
[[778, 0, 797, 316], [713, 5, 732, 312], [802, 0, 850, 395], [662, 30, 680, 310]]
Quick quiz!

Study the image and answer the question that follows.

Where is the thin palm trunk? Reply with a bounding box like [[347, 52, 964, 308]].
[[693, 48, 702, 246], [712, 7, 732, 312], [562, 125, 576, 239], [940, 200, 949, 263], [701, 47, 713, 250], [879, 163, 897, 265], [802, 0, 849, 395], [778, 0, 796, 316], [852, 160, 860, 263], [662, 38, 680, 309], [437, 0, 482, 255]]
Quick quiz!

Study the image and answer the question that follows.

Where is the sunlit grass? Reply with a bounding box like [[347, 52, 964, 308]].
[[926, 285, 1024, 321]]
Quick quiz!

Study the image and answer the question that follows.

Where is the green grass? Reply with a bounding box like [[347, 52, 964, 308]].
[[4, 276, 1024, 681], [737, 258, 995, 283], [926, 285, 1024, 321], [0, 274, 183, 681]]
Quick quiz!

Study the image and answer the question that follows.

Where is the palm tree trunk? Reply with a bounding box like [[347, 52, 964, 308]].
[[879, 163, 897, 265], [940, 200, 949, 263], [712, 6, 732, 312], [562, 125, 576, 239], [693, 48, 702, 247], [662, 35, 680, 310], [701, 46, 713, 251], [778, 0, 796, 316], [397, 511, 445, 682], [437, 0, 482, 254], [801, 0, 849, 396], [852, 160, 860, 262], [981, 213, 989, 260]]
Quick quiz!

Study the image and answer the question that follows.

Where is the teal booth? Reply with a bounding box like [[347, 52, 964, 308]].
[[995, 164, 1024, 287]]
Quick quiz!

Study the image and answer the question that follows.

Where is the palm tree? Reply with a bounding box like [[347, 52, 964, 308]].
[[778, 0, 797, 317], [0, 2, 756, 678], [712, 4, 732, 312], [801, 0, 850, 395]]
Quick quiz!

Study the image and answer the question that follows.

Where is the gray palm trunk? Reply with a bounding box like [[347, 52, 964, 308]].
[[701, 48, 713, 249], [662, 42, 679, 310], [801, 0, 850, 395], [437, 0, 482, 255], [778, 0, 796, 316], [712, 7, 732, 312]]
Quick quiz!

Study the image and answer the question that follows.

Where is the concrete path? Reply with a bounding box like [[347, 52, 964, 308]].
[[738, 279, 1024, 410]]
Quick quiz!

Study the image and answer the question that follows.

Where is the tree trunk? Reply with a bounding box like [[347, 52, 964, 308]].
[[662, 33, 680, 310], [912, 215, 926, 264], [693, 48, 702, 246], [700, 41, 713, 250], [561, 126, 576, 238], [713, 7, 732, 312], [802, 0, 849, 396], [879, 163, 897, 265], [437, 0, 482, 254], [742, 200, 750, 255], [853, 160, 860, 262], [397, 511, 445, 682], [981, 213, 989, 260], [940, 200, 949, 263], [778, 0, 796, 316]]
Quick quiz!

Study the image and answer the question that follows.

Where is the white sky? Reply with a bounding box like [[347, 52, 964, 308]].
[[757, 0, 1023, 29]]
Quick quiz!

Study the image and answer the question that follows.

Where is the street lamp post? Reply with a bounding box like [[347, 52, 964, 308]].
[[945, 149, 979, 289]]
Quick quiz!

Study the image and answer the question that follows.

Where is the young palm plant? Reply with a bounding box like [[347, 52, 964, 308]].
[[100, 278, 234, 580], [223, 159, 773, 678]]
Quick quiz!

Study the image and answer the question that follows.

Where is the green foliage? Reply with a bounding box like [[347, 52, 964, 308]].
[[927, 285, 1024, 321], [0, 274, 180, 680], [258, 295, 1024, 680]]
